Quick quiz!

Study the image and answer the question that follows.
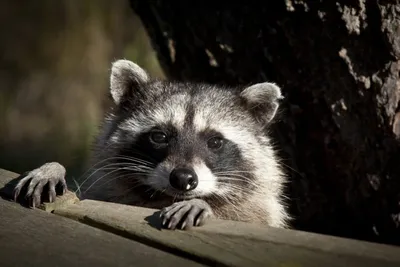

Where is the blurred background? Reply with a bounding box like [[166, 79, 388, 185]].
[[0, 0, 164, 179]]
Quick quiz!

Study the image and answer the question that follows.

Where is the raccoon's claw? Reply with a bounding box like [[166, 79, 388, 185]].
[[13, 162, 67, 208], [160, 199, 213, 230]]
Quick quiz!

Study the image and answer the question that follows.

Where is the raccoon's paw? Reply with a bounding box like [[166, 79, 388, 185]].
[[160, 199, 213, 230], [13, 162, 67, 208]]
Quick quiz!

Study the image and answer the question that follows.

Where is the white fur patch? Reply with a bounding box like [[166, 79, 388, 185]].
[[147, 159, 217, 197], [213, 121, 283, 187], [162, 93, 187, 129], [215, 124, 254, 148], [192, 159, 217, 195], [117, 93, 188, 139], [193, 108, 209, 132], [118, 112, 154, 138]]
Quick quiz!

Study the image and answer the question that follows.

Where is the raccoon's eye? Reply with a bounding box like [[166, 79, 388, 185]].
[[149, 131, 168, 145], [207, 136, 224, 151]]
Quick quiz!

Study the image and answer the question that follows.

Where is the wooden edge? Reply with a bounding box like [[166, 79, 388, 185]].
[[2, 167, 400, 267], [53, 199, 400, 267]]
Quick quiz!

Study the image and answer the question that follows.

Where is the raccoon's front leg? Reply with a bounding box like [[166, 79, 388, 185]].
[[160, 199, 214, 230], [13, 162, 67, 208]]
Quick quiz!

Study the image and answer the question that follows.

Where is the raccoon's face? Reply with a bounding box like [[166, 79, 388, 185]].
[[104, 60, 283, 200]]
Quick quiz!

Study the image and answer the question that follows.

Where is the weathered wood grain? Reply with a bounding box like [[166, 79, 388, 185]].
[[0, 195, 203, 267], [2, 167, 400, 267]]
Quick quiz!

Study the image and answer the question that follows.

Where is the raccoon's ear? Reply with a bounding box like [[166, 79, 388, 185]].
[[110, 59, 149, 105], [240, 82, 283, 125]]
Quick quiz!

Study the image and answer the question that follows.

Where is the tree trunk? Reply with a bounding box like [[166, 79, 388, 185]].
[[130, 0, 400, 246]]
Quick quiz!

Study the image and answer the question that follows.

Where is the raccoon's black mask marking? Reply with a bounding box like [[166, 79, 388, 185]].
[[115, 118, 256, 198]]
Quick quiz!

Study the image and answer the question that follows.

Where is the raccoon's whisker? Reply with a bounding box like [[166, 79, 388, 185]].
[[149, 188, 159, 199], [143, 181, 158, 192], [122, 147, 158, 163], [112, 156, 155, 167], [220, 195, 242, 220], [134, 175, 166, 199], [79, 162, 154, 189], [109, 183, 147, 202], [82, 174, 149, 200], [214, 173, 254, 179], [218, 180, 257, 188], [91, 162, 154, 171], [277, 161, 305, 178], [72, 178, 83, 198], [82, 156, 155, 176], [95, 165, 155, 173], [81, 168, 122, 194], [217, 184, 271, 200], [148, 178, 169, 198], [216, 182, 259, 194], [214, 173, 255, 181], [74, 154, 131, 181], [92, 173, 143, 192], [79, 167, 120, 192], [144, 187, 153, 194], [82, 168, 152, 194], [90, 141, 117, 158], [210, 191, 229, 204], [221, 173, 257, 180], [216, 175, 255, 183], [218, 186, 247, 195], [213, 170, 254, 175], [96, 166, 154, 173], [114, 169, 154, 179], [210, 192, 241, 219], [216, 176, 249, 182], [95, 155, 156, 167]]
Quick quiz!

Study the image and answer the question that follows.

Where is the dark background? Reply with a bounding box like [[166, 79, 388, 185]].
[[0, 0, 164, 178]]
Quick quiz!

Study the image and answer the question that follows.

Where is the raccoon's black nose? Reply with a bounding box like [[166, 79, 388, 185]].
[[169, 168, 198, 191]]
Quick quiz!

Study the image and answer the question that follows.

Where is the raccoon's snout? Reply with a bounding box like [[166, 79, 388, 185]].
[[169, 167, 198, 191]]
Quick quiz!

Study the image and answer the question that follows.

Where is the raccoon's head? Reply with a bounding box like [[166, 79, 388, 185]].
[[103, 59, 283, 201]]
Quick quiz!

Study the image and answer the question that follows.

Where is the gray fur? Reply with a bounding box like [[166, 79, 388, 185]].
[[13, 59, 290, 230], [161, 199, 213, 230], [14, 162, 67, 208], [240, 82, 283, 124], [110, 59, 149, 104]]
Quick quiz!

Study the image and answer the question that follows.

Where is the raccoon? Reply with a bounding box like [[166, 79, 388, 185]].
[[13, 59, 290, 230]]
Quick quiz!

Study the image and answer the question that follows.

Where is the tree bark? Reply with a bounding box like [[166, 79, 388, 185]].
[[130, 0, 400, 245]]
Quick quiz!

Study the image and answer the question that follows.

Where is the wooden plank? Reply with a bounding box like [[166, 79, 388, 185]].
[[55, 199, 400, 267], [0, 194, 204, 267], [2, 167, 400, 267]]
